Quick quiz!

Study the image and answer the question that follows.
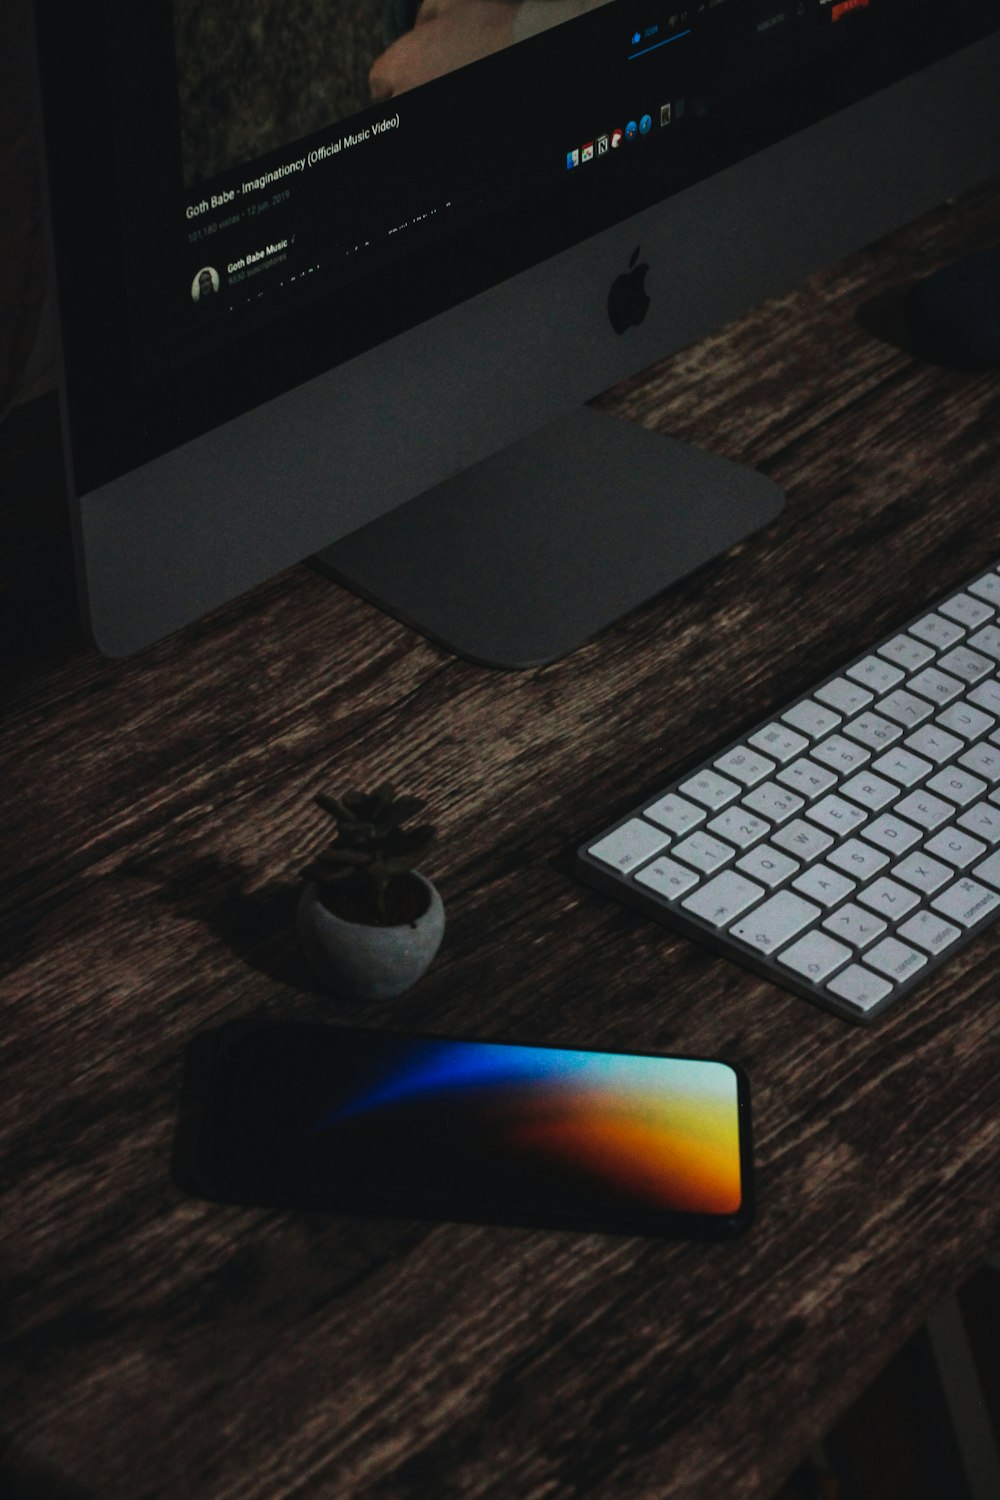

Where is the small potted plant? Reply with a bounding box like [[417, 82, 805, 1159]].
[[297, 783, 444, 999]]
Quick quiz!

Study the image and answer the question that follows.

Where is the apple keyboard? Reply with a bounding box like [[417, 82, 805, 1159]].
[[577, 559, 1000, 1023]]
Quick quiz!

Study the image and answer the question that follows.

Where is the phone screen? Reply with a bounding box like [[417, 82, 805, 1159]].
[[195, 1023, 753, 1237]]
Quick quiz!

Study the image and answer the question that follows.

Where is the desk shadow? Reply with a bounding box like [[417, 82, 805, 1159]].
[[857, 284, 989, 372], [171, 1026, 226, 1200], [0, 394, 83, 689], [856, 285, 923, 359], [0, 1435, 94, 1500], [122, 849, 320, 993]]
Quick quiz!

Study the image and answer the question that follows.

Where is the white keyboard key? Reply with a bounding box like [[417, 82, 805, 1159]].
[[878, 633, 934, 671], [958, 741, 1000, 782], [898, 911, 962, 956], [925, 826, 988, 870], [827, 837, 890, 881], [815, 677, 873, 715], [806, 795, 868, 836], [644, 792, 706, 836], [899, 786, 953, 834], [861, 813, 922, 855], [957, 801, 1000, 845], [839, 771, 899, 812], [907, 667, 963, 707], [778, 930, 851, 982], [589, 819, 669, 874], [939, 592, 994, 630], [635, 856, 700, 901], [729, 891, 820, 955], [871, 747, 933, 787], [706, 807, 770, 850], [938, 646, 992, 685], [578, 554, 1000, 1025], [848, 656, 904, 694], [827, 965, 893, 1013], [776, 757, 837, 799], [748, 723, 809, 764], [904, 724, 964, 766], [736, 844, 800, 888], [682, 870, 765, 927], [679, 768, 741, 810], [792, 862, 856, 908], [856, 876, 920, 920], [864, 937, 927, 983], [968, 679, 1000, 716], [842, 711, 902, 750], [936, 700, 995, 742], [672, 830, 736, 874], [893, 851, 954, 896], [823, 902, 887, 949], [967, 624, 1000, 661], [893, 789, 954, 832], [782, 699, 842, 740], [909, 612, 965, 649], [811, 734, 871, 774], [742, 781, 804, 824], [714, 746, 775, 787], [877, 688, 933, 728], [925, 767, 987, 808], [772, 818, 834, 862], [931, 877, 1000, 928], [968, 572, 1000, 607], [972, 849, 1000, 890]]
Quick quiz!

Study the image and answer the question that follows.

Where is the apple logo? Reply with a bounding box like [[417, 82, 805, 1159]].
[[607, 246, 651, 334]]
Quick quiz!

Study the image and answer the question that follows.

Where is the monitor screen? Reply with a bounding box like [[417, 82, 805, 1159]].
[[34, 0, 1000, 659]]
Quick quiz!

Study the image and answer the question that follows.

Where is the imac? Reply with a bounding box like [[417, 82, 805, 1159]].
[[33, 0, 1000, 664]]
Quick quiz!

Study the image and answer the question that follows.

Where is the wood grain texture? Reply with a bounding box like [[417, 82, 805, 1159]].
[[2, 180, 1000, 1500]]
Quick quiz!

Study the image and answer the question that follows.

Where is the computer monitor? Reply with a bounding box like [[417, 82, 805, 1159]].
[[34, 0, 1000, 664]]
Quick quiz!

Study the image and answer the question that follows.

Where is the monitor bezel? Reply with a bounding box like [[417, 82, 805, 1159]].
[[33, 0, 1000, 656], [38, 0, 1000, 497]]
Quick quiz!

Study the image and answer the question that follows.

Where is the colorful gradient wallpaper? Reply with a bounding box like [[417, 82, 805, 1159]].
[[217, 1028, 749, 1227]]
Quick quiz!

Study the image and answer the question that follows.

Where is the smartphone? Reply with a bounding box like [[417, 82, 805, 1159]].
[[193, 1021, 754, 1238]]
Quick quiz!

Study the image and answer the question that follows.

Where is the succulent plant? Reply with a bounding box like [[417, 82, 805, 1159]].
[[301, 782, 436, 925]]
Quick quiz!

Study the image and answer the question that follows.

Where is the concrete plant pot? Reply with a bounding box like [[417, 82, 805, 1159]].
[[297, 874, 445, 999]]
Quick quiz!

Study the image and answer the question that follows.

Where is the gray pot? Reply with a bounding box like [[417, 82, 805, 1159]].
[[297, 875, 445, 999]]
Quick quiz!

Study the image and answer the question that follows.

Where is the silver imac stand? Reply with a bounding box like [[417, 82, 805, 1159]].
[[312, 407, 784, 669]]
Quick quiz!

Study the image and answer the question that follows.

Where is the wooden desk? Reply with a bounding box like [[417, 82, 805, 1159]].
[[3, 180, 1000, 1500]]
